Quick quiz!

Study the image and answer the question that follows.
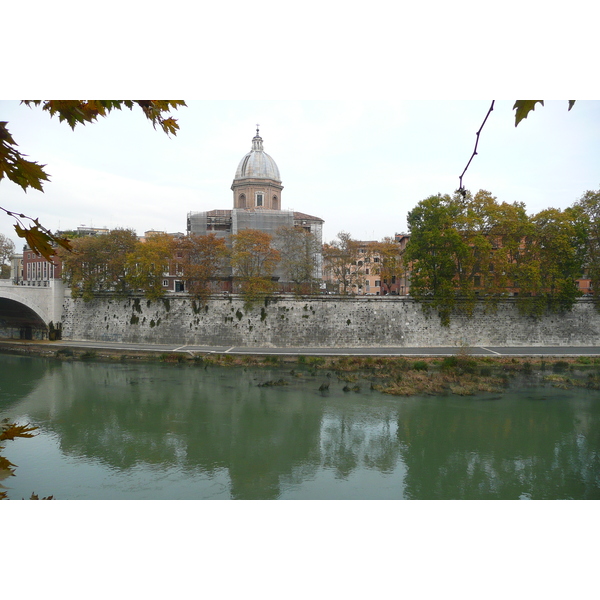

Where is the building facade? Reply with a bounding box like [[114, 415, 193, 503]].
[[188, 129, 324, 286]]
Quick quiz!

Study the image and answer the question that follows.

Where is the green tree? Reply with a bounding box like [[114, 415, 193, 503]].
[[515, 207, 587, 317], [572, 189, 600, 309], [405, 190, 534, 324], [276, 225, 321, 294], [404, 194, 467, 325], [177, 233, 229, 303], [1, 100, 185, 260]]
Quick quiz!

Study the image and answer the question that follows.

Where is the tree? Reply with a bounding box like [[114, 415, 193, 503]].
[[515, 207, 587, 317], [405, 190, 534, 324], [0, 232, 15, 279], [59, 229, 138, 301], [0, 100, 185, 260], [322, 231, 363, 294], [405, 188, 592, 324], [276, 225, 321, 294], [371, 237, 403, 295], [177, 233, 229, 303], [404, 194, 467, 324], [572, 189, 600, 310], [230, 229, 280, 305], [125, 233, 175, 300]]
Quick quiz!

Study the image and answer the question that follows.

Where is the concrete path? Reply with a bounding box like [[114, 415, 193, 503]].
[[45, 340, 600, 357]]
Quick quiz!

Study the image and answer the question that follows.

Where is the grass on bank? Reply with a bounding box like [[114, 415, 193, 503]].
[[3, 341, 600, 396]]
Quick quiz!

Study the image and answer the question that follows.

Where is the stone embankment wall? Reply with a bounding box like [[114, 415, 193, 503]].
[[61, 294, 600, 347]]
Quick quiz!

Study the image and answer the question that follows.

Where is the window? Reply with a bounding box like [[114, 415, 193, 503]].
[[163, 280, 169, 287], [375, 280, 381, 287], [366, 268, 370, 275], [256, 193, 263, 207]]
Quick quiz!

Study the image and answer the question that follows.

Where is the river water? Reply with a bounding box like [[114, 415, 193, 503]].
[[1, 353, 599, 500]]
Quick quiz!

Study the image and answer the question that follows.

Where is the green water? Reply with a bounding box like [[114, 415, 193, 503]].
[[1, 353, 599, 499]]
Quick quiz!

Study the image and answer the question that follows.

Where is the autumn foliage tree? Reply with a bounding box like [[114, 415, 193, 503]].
[[322, 231, 363, 294], [176, 233, 229, 303], [371, 237, 403, 295], [59, 229, 138, 301], [230, 229, 280, 305], [124, 233, 175, 300]]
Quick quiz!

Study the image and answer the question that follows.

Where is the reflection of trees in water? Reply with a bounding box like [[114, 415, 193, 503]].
[[6, 355, 600, 499], [23, 362, 324, 499], [394, 394, 600, 499], [320, 412, 401, 479], [0, 354, 55, 410]]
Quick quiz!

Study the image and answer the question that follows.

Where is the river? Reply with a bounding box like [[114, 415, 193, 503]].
[[1, 353, 599, 499]]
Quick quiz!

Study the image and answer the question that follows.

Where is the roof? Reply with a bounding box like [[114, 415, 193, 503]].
[[293, 211, 324, 222], [233, 130, 281, 182]]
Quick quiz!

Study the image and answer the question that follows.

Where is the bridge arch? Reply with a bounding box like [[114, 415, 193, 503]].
[[0, 296, 49, 339], [0, 283, 66, 340]]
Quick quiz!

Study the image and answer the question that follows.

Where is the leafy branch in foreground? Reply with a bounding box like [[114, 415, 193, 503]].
[[0, 205, 73, 260], [513, 100, 576, 127], [1, 101, 186, 260], [0, 418, 53, 500]]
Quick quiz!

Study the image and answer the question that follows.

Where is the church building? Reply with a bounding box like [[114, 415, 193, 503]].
[[187, 128, 324, 282]]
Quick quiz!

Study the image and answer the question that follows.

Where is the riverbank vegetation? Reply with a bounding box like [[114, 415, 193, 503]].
[[3, 341, 600, 397]]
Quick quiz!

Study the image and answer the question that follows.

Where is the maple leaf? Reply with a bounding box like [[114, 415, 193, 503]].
[[513, 100, 544, 127], [0, 423, 38, 442], [14, 223, 56, 260], [0, 122, 50, 191], [0, 456, 17, 480]]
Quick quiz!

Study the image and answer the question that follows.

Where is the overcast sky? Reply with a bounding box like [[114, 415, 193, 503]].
[[3, 2, 600, 587], [1, 99, 599, 251]]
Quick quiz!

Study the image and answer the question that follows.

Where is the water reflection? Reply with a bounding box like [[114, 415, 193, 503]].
[[2, 355, 600, 499]]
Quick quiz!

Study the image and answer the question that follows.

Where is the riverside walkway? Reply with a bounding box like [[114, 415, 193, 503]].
[[26, 340, 600, 357]]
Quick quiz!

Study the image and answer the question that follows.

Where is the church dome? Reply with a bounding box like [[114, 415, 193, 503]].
[[233, 129, 281, 182]]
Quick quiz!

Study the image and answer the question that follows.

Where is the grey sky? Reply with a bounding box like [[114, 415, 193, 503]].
[[1, 99, 598, 251]]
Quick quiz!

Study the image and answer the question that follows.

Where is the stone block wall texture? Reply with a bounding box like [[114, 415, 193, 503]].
[[60, 294, 600, 347]]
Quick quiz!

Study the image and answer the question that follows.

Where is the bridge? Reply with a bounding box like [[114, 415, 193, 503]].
[[0, 280, 66, 339]]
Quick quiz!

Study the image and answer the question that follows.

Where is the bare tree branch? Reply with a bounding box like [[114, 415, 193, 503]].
[[458, 101, 495, 197]]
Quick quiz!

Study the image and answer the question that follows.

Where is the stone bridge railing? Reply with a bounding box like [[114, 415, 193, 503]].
[[0, 279, 66, 326]]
